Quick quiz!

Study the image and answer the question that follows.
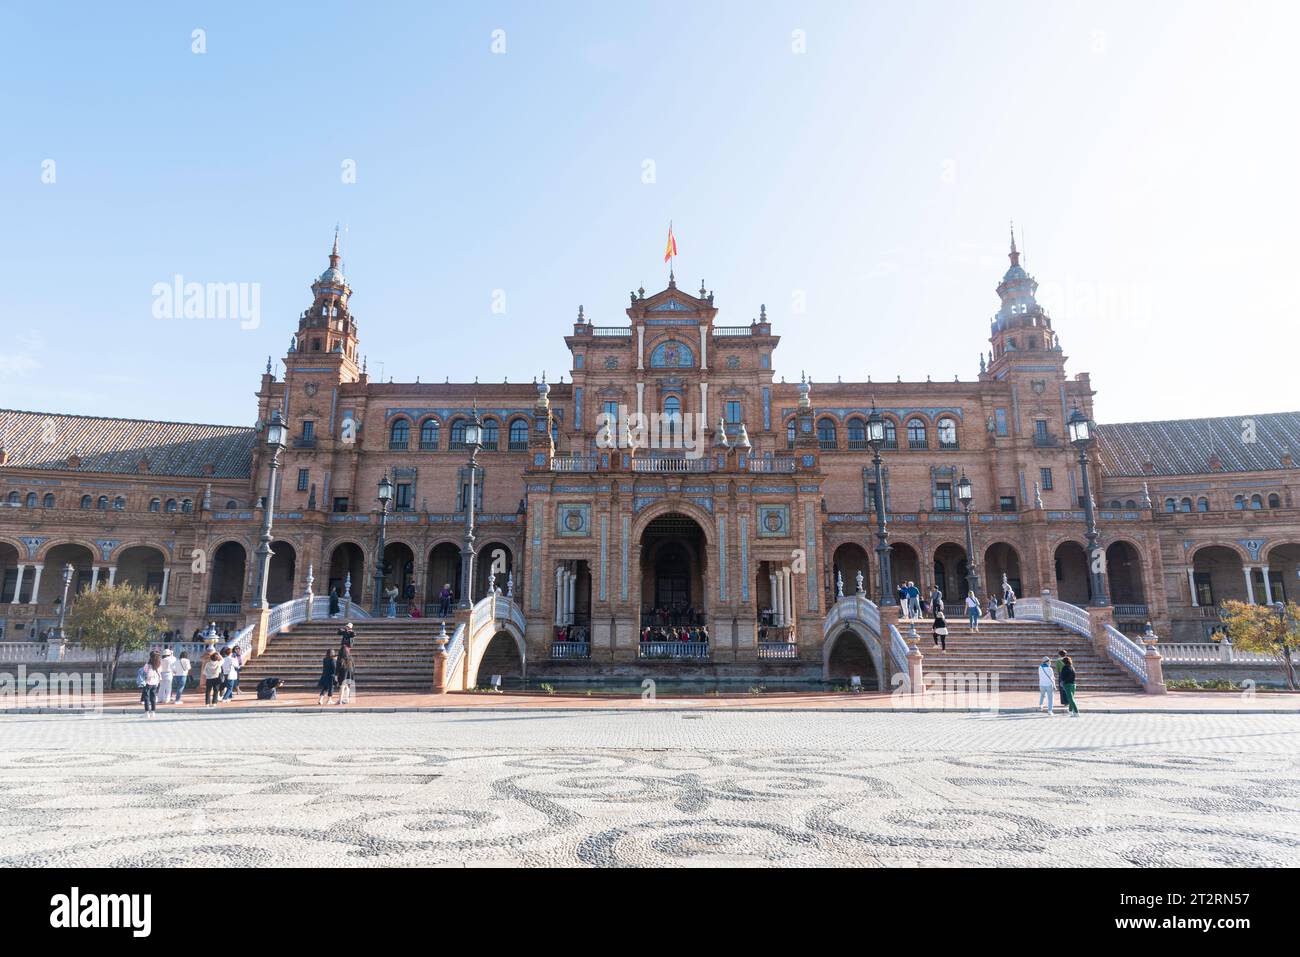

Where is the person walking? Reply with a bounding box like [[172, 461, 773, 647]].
[[158, 647, 176, 704], [336, 647, 355, 705], [385, 584, 399, 618], [929, 585, 943, 617], [1059, 655, 1080, 717], [202, 651, 224, 707], [438, 583, 453, 618], [1037, 656, 1056, 714], [137, 651, 162, 718], [173, 652, 192, 705], [987, 594, 999, 621], [318, 649, 339, 706], [907, 582, 921, 620], [229, 644, 244, 697], [965, 592, 982, 632], [337, 622, 355, 654], [1051, 648, 1068, 713], [897, 583, 909, 618], [932, 605, 949, 652], [1003, 582, 1017, 619], [329, 585, 341, 618]]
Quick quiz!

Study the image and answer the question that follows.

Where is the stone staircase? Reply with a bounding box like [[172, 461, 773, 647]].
[[900, 617, 1142, 692], [238, 618, 445, 694]]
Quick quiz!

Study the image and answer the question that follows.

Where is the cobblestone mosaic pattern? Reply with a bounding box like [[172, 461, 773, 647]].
[[0, 712, 1297, 867]]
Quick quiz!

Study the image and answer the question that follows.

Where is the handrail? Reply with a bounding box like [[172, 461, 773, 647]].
[[1159, 642, 1279, 664], [1017, 596, 1091, 638], [1104, 624, 1149, 684], [888, 624, 911, 691]]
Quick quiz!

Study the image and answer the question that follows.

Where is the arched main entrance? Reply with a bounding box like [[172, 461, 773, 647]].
[[889, 543, 920, 597], [116, 546, 166, 594], [328, 542, 365, 601], [933, 542, 969, 602], [1105, 541, 1146, 607], [38, 544, 96, 603], [1265, 543, 1300, 603], [267, 541, 297, 605], [0, 541, 23, 604], [476, 541, 514, 597], [1054, 541, 1091, 605], [426, 542, 462, 610], [984, 542, 1023, 597], [208, 542, 247, 610], [1190, 545, 1248, 608], [639, 512, 707, 624], [382, 542, 415, 603], [832, 543, 869, 596]]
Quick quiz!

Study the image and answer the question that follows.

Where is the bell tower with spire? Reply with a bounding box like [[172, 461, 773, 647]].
[[985, 223, 1064, 380], [286, 228, 361, 380]]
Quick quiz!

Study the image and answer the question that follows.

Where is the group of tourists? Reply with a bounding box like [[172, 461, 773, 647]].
[[317, 622, 358, 705], [640, 624, 710, 644], [554, 624, 589, 643], [1036, 649, 1081, 717], [135, 643, 244, 715], [643, 604, 704, 628]]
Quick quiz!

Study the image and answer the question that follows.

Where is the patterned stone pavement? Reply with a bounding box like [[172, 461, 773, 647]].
[[0, 711, 1297, 867]]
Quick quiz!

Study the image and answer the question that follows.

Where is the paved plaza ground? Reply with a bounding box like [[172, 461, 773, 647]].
[[0, 709, 1297, 867]]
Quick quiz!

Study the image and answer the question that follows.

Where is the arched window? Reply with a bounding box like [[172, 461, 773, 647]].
[[663, 396, 681, 445], [1125, 500, 1136, 508], [5, 492, 19, 506], [937, 417, 958, 449], [847, 418, 867, 448], [907, 419, 927, 449], [450, 419, 467, 449], [1268, 493, 1282, 508], [96, 496, 108, 511], [24, 492, 37, 508], [786, 418, 796, 449], [419, 419, 440, 450], [882, 419, 898, 449], [1179, 497, 1192, 513], [649, 339, 694, 368], [508, 418, 528, 450], [389, 418, 410, 450], [181, 499, 193, 513], [42, 494, 55, 509], [1250, 494, 1263, 510], [113, 496, 126, 511], [165, 498, 178, 513], [1233, 495, 1245, 510], [551, 419, 559, 448], [1109, 500, 1122, 509], [1197, 497, 1210, 512], [481, 418, 499, 450], [1164, 498, 1177, 513], [816, 417, 837, 450], [149, 498, 161, 512], [225, 500, 238, 508], [80, 495, 92, 509]]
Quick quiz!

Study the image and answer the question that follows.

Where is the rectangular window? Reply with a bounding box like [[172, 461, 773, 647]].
[[1040, 467, 1054, 491], [394, 482, 413, 511], [1193, 572, 1214, 607], [301, 421, 315, 443], [296, 468, 309, 491], [725, 400, 743, 424], [934, 482, 953, 512], [332, 497, 349, 513], [574, 354, 584, 369], [602, 401, 619, 429], [999, 495, 1017, 512], [995, 409, 1008, 436]]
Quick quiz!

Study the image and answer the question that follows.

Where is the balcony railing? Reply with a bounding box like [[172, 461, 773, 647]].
[[1112, 603, 1149, 619], [551, 455, 598, 472], [757, 642, 798, 660], [908, 438, 928, 450], [818, 439, 837, 450], [713, 326, 753, 337], [389, 440, 409, 450], [592, 327, 632, 337], [508, 440, 528, 451], [847, 439, 868, 450], [293, 437, 317, 449], [551, 641, 591, 660], [632, 456, 712, 473], [1033, 434, 1061, 448], [419, 439, 439, 450], [638, 641, 710, 660], [747, 457, 796, 473], [206, 602, 241, 616]]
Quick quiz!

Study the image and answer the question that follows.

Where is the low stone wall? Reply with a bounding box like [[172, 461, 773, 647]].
[[1163, 662, 1290, 688]]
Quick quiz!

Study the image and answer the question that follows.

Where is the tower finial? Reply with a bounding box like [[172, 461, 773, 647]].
[[1008, 220, 1020, 266]]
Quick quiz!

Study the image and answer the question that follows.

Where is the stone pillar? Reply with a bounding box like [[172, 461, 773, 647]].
[[782, 566, 794, 628], [28, 565, 43, 604], [907, 640, 924, 695], [554, 566, 563, 625], [769, 571, 778, 626], [160, 566, 171, 605], [1186, 567, 1198, 607], [1243, 566, 1256, 604], [1142, 638, 1167, 695], [90, 566, 100, 591], [13, 564, 26, 604], [106, 565, 117, 587], [431, 633, 449, 694], [566, 566, 576, 625], [1261, 566, 1274, 604], [1086, 605, 1115, 657]]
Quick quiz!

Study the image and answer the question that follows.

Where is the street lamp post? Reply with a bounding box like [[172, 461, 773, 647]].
[[372, 473, 394, 617], [457, 407, 485, 610], [866, 405, 895, 606], [958, 471, 980, 598], [252, 409, 287, 610], [55, 563, 74, 640], [1068, 407, 1109, 606]]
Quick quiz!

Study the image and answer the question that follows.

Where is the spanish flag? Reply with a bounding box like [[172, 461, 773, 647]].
[[663, 222, 678, 263]]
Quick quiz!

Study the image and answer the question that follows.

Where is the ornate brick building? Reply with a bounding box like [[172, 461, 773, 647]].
[[2, 232, 1298, 673]]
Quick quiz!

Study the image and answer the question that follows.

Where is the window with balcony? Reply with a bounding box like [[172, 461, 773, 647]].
[[786, 419, 796, 450], [847, 418, 867, 449], [817, 418, 837, 450], [725, 400, 743, 425], [419, 419, 440, 450], [906, 419, 927, 449], [937, 417, 959, 449], [450, 419, 467, 450], [882, 419, 898, 449], [509, 418, 528, 451], [934, 482, 953, 512], [389, 419, 410, 450], [999, 495, 1017, 512], [333, 497, 349, 513], [394, 482, 413, 511], [482, 419, 499, 450]]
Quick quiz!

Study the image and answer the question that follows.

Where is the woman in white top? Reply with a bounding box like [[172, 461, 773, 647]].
[[158, 647, 176, 704], [1037, 656, 1056, 714], [964, 593, 982, 632], [172, 652, 192, 704], [137, 652, 162, 718]]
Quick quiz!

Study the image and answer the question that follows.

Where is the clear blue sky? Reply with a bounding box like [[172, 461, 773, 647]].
[[2, 1, 1296, 427]]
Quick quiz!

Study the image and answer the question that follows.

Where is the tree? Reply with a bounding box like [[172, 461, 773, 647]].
[[1219, 599, 1300, 691], [66, 584, 168, 686]]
